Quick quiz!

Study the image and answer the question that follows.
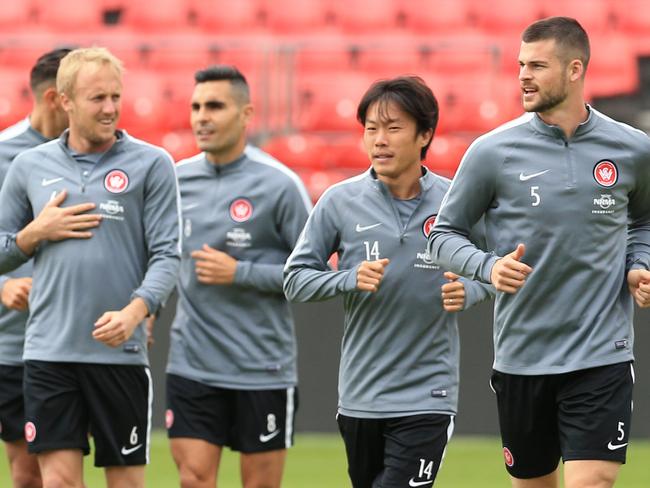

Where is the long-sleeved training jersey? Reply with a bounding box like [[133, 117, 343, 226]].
[[0, 118, 47, 366], [284, 168, 493, 418], [0, 130, 181, 366], [166, 146, 312, 390], [429, 108, 650, 375]]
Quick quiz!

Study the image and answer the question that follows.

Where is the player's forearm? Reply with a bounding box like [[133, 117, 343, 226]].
[[283, 266, 357, 302], [234, 261, 284, 293], [15, 222, 43, 256]]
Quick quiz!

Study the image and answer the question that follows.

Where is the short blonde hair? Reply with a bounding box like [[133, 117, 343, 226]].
[[57, 47, 124, 97]]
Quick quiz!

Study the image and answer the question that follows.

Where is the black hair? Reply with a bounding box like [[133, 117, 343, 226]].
[[194, 65, 250, 103], [30, 47, 73, 93], [357, 76, 438, 160], [522, 16, 590, 70]]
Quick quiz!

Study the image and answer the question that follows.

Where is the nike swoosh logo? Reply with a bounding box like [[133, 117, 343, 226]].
[[182, 203, 200, 211], [409, 479, 433, 487], [259, 430, 280, 443], [41, 177, 64, 187], [519, 170, 549, 181], [355, 223, 382, 232], [607, 441, 628, 451], [120, 444, 143, 455]]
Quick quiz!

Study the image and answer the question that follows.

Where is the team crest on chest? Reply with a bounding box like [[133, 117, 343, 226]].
[[230, 198, 253, 222], [422, 214, 437, 238], [104, 169, 129, 193], [593, 160, 617, 188]]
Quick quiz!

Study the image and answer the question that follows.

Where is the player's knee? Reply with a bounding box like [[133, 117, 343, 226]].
[[12, 470, 42, 488], [178, 462, 214, 488], [41, 474, 76, 488], [567, 469, 617, 488]]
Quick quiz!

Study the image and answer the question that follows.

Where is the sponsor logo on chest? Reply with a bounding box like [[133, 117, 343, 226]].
[[592, 194, 616, 214], [99, 199, 125, 221], [226, 227, 252, 248]]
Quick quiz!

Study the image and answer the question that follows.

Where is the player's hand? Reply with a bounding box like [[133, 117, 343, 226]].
[[191, 244, 237, 285], [490, 243, 532, 294], [17, 190, 101, 255], [356, 258, 390, 293], [93, 299, 149, 348], [627, 269, 650, 308], [1, 277, 32, 311], [441, 272, 465, 312]]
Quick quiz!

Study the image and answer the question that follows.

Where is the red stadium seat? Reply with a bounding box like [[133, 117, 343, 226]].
[[159, 130, 198, 162], [189, 0, 263, 33], [34, 0, 103, 30], [331, 0, 401, 33], [293, 73, 368, 131], [261, 0, 332, 34], [262, 133, 330, 169], [295, 168, 351, 202], [136, 33, 213, 72], [586, 34, 638, 97], [119, 70, 169, 136], [0, 69, 32, 129], [418, 32, 501, 77], [540, 0, 615, 34], [423, 73, 514, 134], [121, 0, 191, 31], [401, 0, 474, 34], [612, 0, 650, 55], [474, 0, 543, 34], [426, 134, 473, 178], [0, 32, 59, 70], [0, 0, 35, 31]]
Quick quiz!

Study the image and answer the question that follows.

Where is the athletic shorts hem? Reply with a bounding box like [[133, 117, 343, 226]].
[[1, 432, 26, 442], [28, 441, 90, 456], [167, 431, 225, 447], [562, 451, 626, 464]]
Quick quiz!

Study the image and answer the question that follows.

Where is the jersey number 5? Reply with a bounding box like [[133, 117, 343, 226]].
[[530, 186, 541, 207]]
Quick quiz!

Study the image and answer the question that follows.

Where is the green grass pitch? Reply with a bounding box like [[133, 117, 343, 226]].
[[2, 432, 648, 486]]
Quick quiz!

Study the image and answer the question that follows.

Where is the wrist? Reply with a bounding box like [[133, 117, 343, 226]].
[[16, 224, 42, 256]]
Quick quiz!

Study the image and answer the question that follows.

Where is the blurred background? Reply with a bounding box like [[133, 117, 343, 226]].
[[1, 0, 649, 437]]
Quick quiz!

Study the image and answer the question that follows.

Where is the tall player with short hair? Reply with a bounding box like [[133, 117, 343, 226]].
[[0, 47, 181, 488], [429, 17, 650, 488], [0, 46, 71, 488], [165, 65, 311, 488], [284, 76, 493, 487]]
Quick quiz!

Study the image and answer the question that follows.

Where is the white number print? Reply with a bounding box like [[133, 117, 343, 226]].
[[267, 414, 277, 433], [418, 458, 434, 479], [617, 421, 625, 441], [530, 186, 541, 206], [364, 241, 380, 261], [130, 426, 138, 445]]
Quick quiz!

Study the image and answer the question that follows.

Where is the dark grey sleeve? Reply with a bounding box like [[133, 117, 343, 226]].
[[283, 195, 357, 302], [429, 142, 500, 284], [626, 139, 650, 271], [234, 176, 312, 293], [130, 154, 181, 314], [0, 155, 34, 274]]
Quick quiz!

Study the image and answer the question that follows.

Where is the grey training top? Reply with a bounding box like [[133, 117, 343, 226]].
[[0, 130, 181, 366], [0, 119, 47, 366], [166, 146, 312, 389], [284, 168, 494, 418], [429, 108, 650, 375]]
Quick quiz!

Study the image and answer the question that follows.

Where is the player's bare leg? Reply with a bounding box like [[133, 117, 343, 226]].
[[564, 460, 620, 488], [170, 438, 221, 488], [5, 440, 41, 488], [37, 449, 83, 488], [240, 449, 286, 488], [511, 468, 559, 488], [104, 466, 144, 488]]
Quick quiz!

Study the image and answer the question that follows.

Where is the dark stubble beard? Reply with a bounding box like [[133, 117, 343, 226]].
[[525, 73, 569, 114]]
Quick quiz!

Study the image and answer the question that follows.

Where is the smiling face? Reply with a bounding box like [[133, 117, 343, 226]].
[[61, 62, 122, 153], [190, 80, 252, 164], [518, 38, 571, 114], [363, 99, 432, 183]]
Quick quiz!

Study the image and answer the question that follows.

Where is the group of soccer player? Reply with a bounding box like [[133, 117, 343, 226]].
[[0, 14, 648, 488]]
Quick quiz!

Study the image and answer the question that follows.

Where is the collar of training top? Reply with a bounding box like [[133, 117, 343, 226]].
[[531, 104, 596, 140], [203, 151, 247, 175], [368, 165, 436, 193]]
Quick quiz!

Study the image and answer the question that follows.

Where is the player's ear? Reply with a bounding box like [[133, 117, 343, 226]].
[[242, 103, 254, 124], [42, 86, 59, 109]]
